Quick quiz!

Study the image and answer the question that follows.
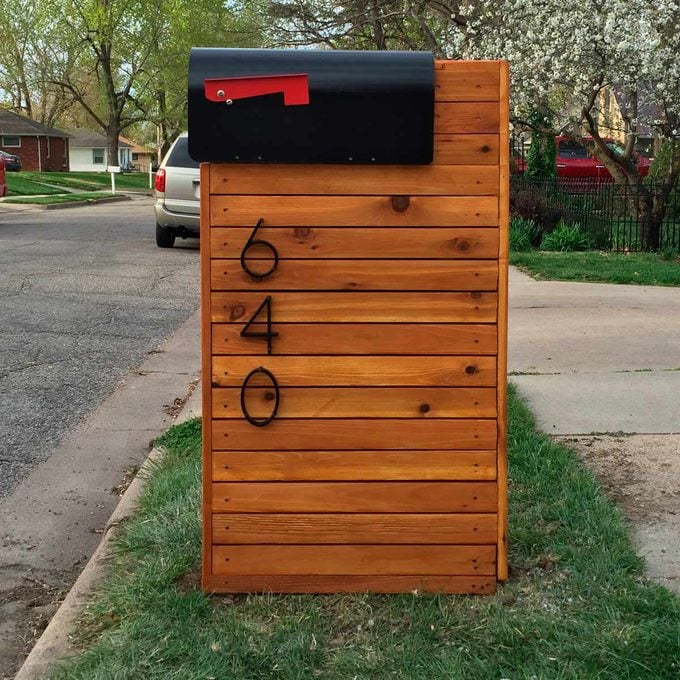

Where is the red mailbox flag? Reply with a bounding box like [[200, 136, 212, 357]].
[[204, 74, 309, 106]]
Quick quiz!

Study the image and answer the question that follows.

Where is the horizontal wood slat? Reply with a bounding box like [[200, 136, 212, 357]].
[[209, 164, 498, 195], [435, 61, 500, 102], [434, 135, 499, 165], [212, 419, 497, 450], [215, 386, 497, 419], [212, 481, 497, 512], [211, 259, 498, 292], [210, 196, 498, 227], [212, 292, 497, 323], [212, 450, 497, 481], [212, 323, 498, 356], [210, 227, 499, 260], [212, 545, 496, 575], [203, 574, 496, 594], [213, 513, 498, 544], [435, 103, 500, 134], [212, 356, 496, 387]]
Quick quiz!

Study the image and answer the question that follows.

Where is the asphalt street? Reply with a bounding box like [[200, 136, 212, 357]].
[[0, 198, 199, 496]]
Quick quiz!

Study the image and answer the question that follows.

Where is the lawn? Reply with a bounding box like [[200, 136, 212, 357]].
[[4, 173, 63, 196], [52, 387, 680, 679], [4, 192, 116, 205], [511, 250, 680, 286], [7, 171, 151, 195]]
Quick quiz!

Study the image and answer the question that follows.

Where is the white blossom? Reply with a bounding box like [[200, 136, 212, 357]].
[[461, 0, 680, 139]]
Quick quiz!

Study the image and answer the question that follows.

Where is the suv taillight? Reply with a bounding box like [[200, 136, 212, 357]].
[[154, 168, 166, 193]]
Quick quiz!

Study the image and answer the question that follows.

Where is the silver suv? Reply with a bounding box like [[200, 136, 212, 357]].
[[154, 133, 200, 248]]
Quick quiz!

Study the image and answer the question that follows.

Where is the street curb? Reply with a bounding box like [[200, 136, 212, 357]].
[[0, 195, 131, 212], [43, 195, 132, 210], [14, 386, 201, 680]]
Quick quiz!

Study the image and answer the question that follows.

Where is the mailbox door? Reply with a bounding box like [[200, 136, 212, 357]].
[[188, 48, 434, 164]]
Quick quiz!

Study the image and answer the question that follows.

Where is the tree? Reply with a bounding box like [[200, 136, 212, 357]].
[[0, 0, 77, 125], [43, 0, 168, 168], [267, 1, 457, 56], [463, 0, 680, 250]]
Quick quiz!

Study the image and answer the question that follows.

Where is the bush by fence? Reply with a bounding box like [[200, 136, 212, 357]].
[[511, 176, 680, 252]]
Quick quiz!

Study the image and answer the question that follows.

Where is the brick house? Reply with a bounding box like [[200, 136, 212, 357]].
[[0, 109, 70, 171]]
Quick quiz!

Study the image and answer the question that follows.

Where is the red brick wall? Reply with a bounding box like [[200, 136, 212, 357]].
[[0, 135, 70, 172]]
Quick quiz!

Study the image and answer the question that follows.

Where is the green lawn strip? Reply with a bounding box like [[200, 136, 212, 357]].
[[511, 251, 680, 286], [15, 171, 150, 192], [4, 192, 115, 205], [54, 171, 150, 190], [52, 389, 680, 679], [20, 171, 105, 192], [5, 174, 63, 196]]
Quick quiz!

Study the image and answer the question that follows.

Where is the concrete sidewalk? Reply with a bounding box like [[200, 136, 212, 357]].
[[508, 267, 680, 434], [508, 267, 680, 593], [15, 386, 203, 680]]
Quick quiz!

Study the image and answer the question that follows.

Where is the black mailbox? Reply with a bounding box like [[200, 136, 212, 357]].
[[188, 48, 434, 165]]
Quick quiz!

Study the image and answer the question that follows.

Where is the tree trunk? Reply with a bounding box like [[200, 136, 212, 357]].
[[107, 128, 120, 169]]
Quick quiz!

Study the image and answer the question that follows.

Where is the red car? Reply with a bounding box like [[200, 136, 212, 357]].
[[516, 136, 651, 179], [0, 155, 6, 198]]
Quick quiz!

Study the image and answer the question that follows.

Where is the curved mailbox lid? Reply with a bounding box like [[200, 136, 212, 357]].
[[188, 48, 434, 165]]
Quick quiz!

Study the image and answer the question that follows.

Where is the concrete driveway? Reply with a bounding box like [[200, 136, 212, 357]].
[[508, 267, 680, 593]]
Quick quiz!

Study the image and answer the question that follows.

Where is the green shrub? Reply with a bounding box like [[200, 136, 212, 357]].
[[540, 221, 591, 251], [660, 245, 679, 260], [510, 217, 541, 252], [524, 111, 556, 179]]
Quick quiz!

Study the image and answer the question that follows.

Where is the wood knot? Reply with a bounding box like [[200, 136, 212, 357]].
[[465, 365, 477, 375], [229, 304, 245, 321], [294, 227, 311, 239], [419, 403, 430, 414], [470, 292, 482, 299], [458, 240, 470, 251], [264, 391, 275, 402], [391, 195, 410, 213], [481, 145, 490, 153]]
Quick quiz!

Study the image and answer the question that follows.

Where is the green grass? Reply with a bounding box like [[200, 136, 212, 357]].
[[4, 173, 63, 196], [3, 192, 116, 205], [511, 250, 680, 286], [52, 390, 680, 679], [34, 171, 151, 190], [6, 171, 150, 196]]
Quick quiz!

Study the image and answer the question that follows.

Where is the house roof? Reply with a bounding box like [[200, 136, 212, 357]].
[[0, 109, 69, 137], [120, 135, 154, 154], [66, 128, 132, 148]]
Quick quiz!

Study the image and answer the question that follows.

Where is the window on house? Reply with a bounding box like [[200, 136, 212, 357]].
[[2, 135, 21, 147], [92, 148, 105, 165], [132, 153, 139, 160]]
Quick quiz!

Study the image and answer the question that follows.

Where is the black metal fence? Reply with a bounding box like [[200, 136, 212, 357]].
[[511, 176, 680, 252]]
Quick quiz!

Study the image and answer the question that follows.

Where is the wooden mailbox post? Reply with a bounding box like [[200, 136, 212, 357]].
[[198, 58, 509, 594]]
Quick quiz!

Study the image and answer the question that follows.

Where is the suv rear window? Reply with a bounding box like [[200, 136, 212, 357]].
[[167, 137, 199, 168]]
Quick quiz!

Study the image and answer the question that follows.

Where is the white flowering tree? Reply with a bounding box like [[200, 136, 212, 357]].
[[462, 0, 680, 249]]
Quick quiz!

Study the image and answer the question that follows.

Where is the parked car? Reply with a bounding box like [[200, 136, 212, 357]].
[[0, 155, 6, 197], [516, 136, 651, 180], [0, 149, 22, 171], [555, 136, 650, 179], [154, 133, 199, 248]]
